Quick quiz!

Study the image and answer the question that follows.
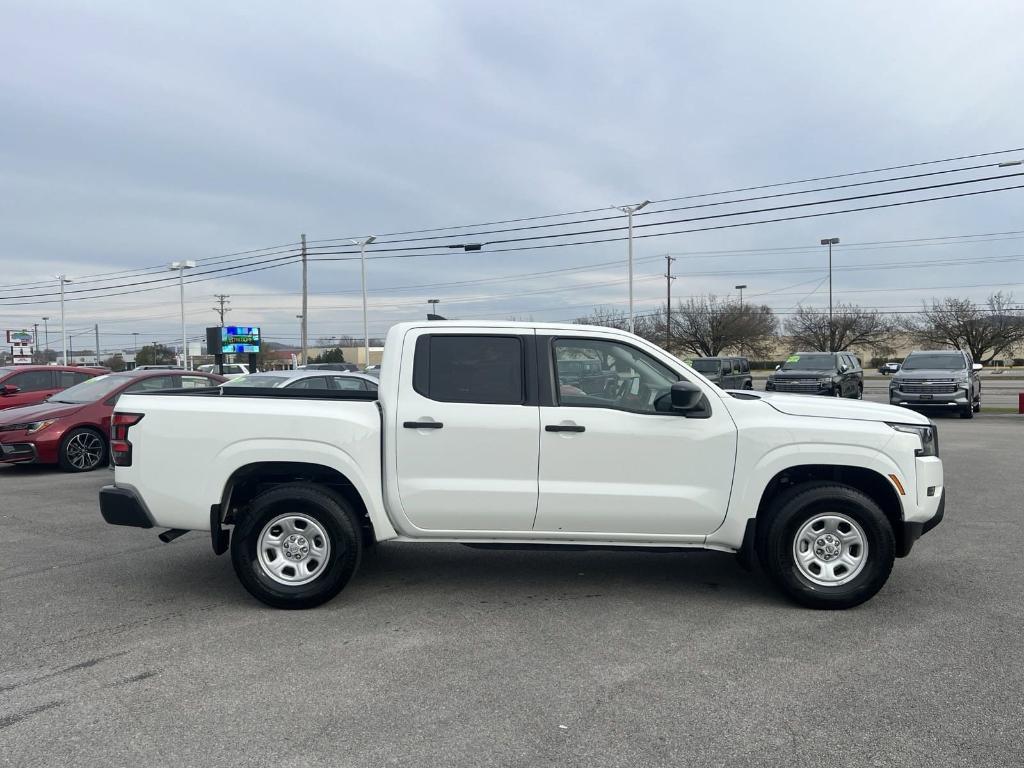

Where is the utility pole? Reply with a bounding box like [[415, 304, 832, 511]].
[[350, 236, 377, 368], [820, 237, 840, 351], [169, 260, 196, 369], [58, 275, 71, 365], [212, 294, 231, 325], [615, 200, 651, 333], [664, 255, 676, 351], [300, 234, 308, 367], [94, 324, 100, 366], [735, 284, 747, 308], [32, 323, 39, 362]]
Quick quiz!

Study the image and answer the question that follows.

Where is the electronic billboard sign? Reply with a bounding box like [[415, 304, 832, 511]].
[[220, 326, 261, 354]]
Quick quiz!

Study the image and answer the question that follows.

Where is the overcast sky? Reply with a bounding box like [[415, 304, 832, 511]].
[[2, 0, 1023, 353]]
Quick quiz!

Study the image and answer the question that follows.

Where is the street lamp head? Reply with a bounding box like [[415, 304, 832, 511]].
[[820, 237, 839, 245], [998, 159, 1023, 167], [735, 284, 747, 290], [428, 298, 440, 305]]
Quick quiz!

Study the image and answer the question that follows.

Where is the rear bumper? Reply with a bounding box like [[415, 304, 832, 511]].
[[99, 485, 154, 528], [897, 488, 945, 557]]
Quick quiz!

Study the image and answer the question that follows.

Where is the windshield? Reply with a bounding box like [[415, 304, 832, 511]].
[[780, 354, 835, 371], [48, 374, 125, 403], [690, 359, 721, 374], [222, 374, 289, 388], [901, 353, 965, 371]]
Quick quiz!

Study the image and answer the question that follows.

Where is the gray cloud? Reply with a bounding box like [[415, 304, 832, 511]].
[[2, 0, 1023, 351]]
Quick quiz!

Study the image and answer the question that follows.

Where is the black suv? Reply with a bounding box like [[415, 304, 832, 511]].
[[889, 349, 981, 419], [766, 352, 863, 398], [688, 356, 753, 389]]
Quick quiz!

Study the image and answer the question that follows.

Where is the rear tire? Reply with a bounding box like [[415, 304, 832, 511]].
[[231, 483, 362, 609], [758, 482, 895, 609]]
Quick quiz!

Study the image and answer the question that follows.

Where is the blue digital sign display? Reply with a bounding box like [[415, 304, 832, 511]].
[[221, 326, 261, 354]]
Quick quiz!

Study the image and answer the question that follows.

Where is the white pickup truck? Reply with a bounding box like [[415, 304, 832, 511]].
[[99, 321, 944, 610]]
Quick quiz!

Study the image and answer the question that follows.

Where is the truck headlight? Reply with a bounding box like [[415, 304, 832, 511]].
[[817, 377, 832, 385], [888, 422, 938, 457]]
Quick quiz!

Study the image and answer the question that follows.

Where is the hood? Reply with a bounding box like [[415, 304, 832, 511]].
[[752, 391, 928, 425], [771, 368, 836, 377], [893, 368, 966, 380], [0, 401, 86, 425]]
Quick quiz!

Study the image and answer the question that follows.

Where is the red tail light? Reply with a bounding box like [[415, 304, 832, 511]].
[[110, 412, 144, 466]]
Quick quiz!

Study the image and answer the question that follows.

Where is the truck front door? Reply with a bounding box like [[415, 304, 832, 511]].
[[535, 334, 737, 538], [392, 330, 540, 533]]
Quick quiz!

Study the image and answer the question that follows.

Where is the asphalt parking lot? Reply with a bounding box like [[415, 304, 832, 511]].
[[2, 414, 1022, 767]]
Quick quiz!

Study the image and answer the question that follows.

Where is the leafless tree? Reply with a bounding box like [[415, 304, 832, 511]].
[[650, 297, 778, 357], [784, 304, 891, 352], [574, 306, 659, 342], [900, 292, 1024, 363]]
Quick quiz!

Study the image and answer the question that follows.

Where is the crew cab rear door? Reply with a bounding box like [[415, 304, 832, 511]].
[[534, 332, 736, 537], [392, 329, 540, 533]]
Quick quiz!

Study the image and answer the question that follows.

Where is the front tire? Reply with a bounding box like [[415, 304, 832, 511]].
[[58, 427, 107, 472], [759, 482, 895, 609], [231, 483, 362, 609], [960, 403, 974, 419]]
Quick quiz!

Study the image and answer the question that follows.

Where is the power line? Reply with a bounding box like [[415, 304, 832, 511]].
[[0, 256, 303, 307], [305, 145, 1024, 244], [306, 180, 1024, 265], [1, 242, 302, 293], [305, 160, 1021, 249]]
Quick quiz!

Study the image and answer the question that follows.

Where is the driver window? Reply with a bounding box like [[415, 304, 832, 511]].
[[553, 338, 679, 414]]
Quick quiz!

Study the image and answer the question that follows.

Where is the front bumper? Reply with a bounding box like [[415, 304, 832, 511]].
[[0, 441, 37, 463], [890, 388, 970, 408], [99, 485, 155, 528], [897, 488, 945, 557]]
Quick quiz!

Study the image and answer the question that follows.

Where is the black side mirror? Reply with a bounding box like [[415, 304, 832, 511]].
[[669, 380, 704, 411]]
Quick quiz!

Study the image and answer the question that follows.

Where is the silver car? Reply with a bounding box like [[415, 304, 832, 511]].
[[222, 370, 378, 392]]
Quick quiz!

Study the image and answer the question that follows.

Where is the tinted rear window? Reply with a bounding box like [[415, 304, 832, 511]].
[[416, 335, 524, 404]]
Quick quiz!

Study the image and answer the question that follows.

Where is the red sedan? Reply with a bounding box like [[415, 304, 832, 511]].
[[0, 365, 108, 410], [0, 369, 225, 472]]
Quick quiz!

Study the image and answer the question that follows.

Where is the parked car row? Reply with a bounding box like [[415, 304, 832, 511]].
[[751, 349, 983, 418], [0, 367, 377, 472]]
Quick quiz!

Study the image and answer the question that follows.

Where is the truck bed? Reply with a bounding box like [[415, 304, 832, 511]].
[[112, 390, 385, 532]]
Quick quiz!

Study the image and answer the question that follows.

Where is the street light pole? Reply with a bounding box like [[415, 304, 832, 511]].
[[169, 260, 196, 368], [820, 238, 839, 351], [735, 284, 747, 308], [427, 298, 440, 319], [57, 275, 72, 365], [41, 317, 49, 357], [350, 236, 377, 368], [615, 200, 650, 333]]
